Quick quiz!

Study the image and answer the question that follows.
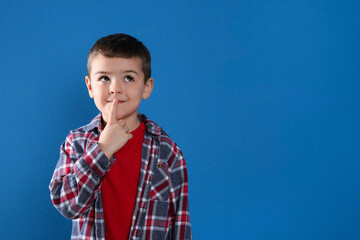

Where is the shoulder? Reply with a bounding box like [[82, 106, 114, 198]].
[[65, 114, 101, 146], [139, 113, 184, 166], [71, 114, 101, 134], [139, 113, 179, 147]]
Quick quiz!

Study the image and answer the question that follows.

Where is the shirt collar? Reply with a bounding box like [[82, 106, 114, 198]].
[[78, 113, 101, 133], [138, 113, 163, 136], [83, 113, 163, 136]]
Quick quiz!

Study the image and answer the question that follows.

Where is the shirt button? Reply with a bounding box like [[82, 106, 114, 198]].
[[157, 163, 163, 168]]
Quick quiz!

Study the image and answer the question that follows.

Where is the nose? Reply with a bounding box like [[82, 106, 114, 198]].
[[109, 80, 122, 94]]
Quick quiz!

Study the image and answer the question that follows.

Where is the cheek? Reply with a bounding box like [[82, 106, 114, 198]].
[[93, 87, 107, 99], [132, 86, 146, 98], [133, 91, 144, 102]]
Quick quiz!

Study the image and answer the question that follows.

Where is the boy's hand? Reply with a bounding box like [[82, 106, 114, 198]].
[[98, 100, 133, 159]]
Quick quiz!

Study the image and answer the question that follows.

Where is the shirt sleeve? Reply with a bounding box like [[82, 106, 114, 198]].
[[170, 147, 192, 240], [49, 132, 110, 219]]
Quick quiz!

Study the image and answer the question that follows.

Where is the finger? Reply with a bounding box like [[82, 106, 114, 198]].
[[124, 126, 129, 133], [128, 133, 133, 139], [108, 99, 117, 124], [119, 119, 126, 127]]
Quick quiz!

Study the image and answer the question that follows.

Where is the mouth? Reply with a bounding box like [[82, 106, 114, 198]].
[[108, 99, 126, 104]]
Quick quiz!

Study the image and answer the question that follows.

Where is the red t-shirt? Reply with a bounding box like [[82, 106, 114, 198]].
[[101, 121, 145, 240]]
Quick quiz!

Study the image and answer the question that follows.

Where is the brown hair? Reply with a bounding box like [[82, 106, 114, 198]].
[[87, 33, 151, 83]]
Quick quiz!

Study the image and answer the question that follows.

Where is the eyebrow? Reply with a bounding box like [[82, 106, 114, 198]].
[[94, 71, 110, 75], [94, 70, 139, 76], [124, 70, 139, 76]]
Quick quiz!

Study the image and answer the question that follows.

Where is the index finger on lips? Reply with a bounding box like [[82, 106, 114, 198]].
[[108, 99, 117, 124]]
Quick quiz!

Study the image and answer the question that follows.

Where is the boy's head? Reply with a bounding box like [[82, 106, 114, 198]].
[[85, 33, 154, 127], [87, 33, 151, 83]]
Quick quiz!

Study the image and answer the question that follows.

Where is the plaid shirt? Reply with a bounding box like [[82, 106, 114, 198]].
[[49, 113, 192, 240]]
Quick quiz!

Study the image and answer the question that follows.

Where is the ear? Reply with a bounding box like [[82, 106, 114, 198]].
[[142, 77, 154, 99], [85, 76, 94, 98]]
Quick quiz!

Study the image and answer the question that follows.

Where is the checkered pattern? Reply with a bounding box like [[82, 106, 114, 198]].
[[49, 113, 192, 240]]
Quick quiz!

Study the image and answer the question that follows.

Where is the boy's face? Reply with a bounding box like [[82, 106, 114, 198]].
[[85, 54, 153, 126]]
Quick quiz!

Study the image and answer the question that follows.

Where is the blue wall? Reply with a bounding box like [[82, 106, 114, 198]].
[[1, 1, 359, 239]]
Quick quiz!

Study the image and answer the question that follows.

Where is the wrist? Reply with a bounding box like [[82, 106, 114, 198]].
[[97, 142, 114, 160]]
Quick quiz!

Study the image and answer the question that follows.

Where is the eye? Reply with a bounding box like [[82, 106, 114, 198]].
[[99, 76, 110, 82], [124, 75, 134, 82]]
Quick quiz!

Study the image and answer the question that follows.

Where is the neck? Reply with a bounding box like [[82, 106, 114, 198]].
[[127, 118, 141, 132]]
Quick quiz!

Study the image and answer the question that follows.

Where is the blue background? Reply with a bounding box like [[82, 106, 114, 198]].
[[1, 1, 359, 239]]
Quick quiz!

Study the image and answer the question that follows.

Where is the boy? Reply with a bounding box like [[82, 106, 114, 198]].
[[49, 33, 192, 240]]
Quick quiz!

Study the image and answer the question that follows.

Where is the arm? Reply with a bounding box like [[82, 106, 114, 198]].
[[49, 133, 110, 219], [170, 148, 192, 240], [49, 100, 132, 219]]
